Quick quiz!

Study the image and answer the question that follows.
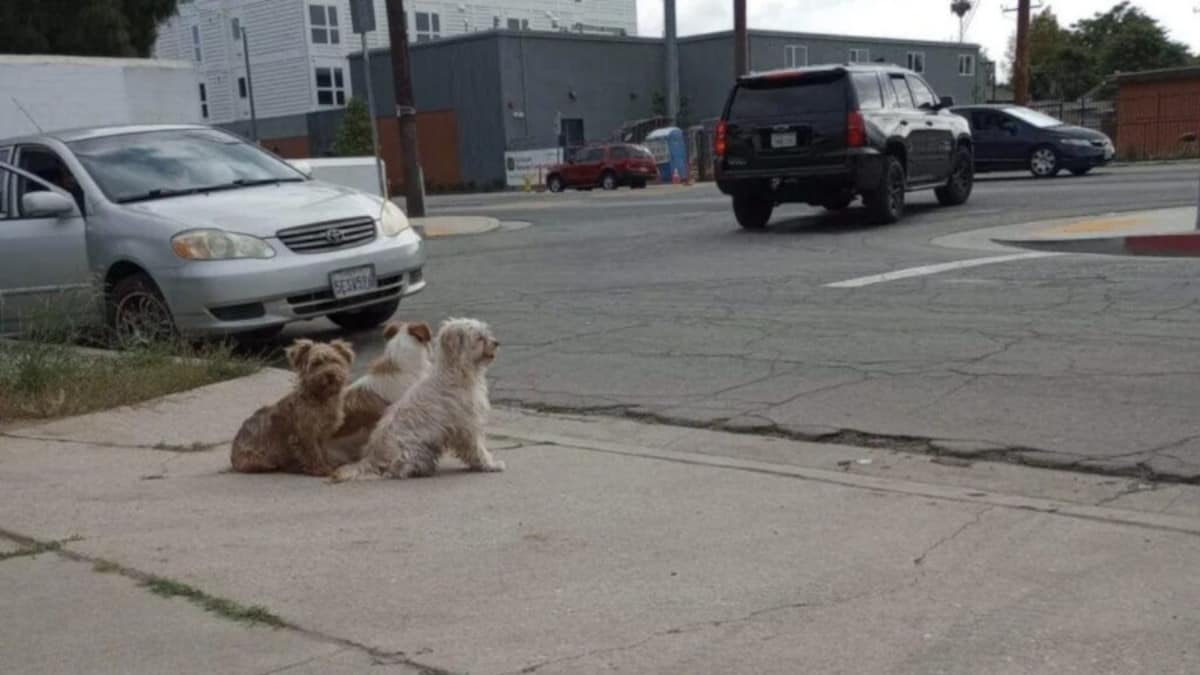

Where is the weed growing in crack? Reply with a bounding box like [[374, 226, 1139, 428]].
[[141, 576, 286, 627], [0, 540, 61, 562]]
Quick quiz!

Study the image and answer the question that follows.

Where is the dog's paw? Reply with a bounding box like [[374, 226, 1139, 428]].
[[483, 459, 506, 473]]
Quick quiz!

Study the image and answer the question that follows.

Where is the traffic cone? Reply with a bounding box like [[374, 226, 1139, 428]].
[[672, 168, 681, 185]]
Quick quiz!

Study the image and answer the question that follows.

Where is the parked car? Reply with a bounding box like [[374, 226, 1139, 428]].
[[0, 125, 425, 339], [714, 63, 974, 229], [950, 104, 1115, 178], [545, 143, 659, 192]]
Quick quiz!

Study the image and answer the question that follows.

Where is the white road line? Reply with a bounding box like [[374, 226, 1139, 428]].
[[825, 252, 1063, 288]]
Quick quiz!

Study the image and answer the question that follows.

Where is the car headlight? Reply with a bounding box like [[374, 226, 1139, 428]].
[[1059, 138, 1093, 147], [378, 200, 411, 237], [171, 229, 276, 260]]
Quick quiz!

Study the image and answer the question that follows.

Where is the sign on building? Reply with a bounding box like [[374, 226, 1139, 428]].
[[504, 148, 562, 188]]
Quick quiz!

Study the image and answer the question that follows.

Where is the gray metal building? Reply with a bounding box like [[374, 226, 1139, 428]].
[[231, 28, 986, 189]]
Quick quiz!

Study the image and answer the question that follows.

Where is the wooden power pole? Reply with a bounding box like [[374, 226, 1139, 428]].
[[1012, 0, 1032, 104], [733, 0, 748, 77], [384, 0, 425, 217]]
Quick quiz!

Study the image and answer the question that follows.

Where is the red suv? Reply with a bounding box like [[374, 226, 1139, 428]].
[[546, 143, 658, 192]]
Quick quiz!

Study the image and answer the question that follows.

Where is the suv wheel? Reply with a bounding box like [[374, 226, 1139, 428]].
[[547, 175, 565, 193], [601, 171, 617, 191], [732, 193, 773, 230], [865, 156, 906, 224], [1030, 146, 1060, 178], [935, 146, 974, 207]]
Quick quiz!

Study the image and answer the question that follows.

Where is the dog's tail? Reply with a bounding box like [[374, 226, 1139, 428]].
[[328, 459, 376, 483]]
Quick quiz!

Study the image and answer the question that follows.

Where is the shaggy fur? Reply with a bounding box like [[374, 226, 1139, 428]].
[[230, 338, 354, 476], [330, 318, 502, 482], [323, 321, 433, 466]]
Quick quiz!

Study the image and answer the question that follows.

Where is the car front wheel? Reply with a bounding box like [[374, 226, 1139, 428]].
[[109, 272, 177, 347], [328, 298, 400, 332], [732, 193, 773, 230], [935, 146, 974, 206], [1030, 146, 1060, 178], [601, 171, 617, 191], [547, 175, 565, 193]]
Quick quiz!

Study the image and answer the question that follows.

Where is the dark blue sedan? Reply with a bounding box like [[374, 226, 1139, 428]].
[[951, 104, 1115, 178]]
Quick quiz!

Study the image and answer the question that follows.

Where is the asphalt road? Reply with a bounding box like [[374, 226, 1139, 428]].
[[289, 163, 1200, 481]]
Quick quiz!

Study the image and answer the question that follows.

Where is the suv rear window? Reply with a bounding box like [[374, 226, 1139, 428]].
[[728, 73, 847, 120], [851, 73, 884, 110]]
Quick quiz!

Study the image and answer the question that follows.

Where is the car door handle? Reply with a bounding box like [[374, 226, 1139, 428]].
[[925, 121, 934, 127], [900, 121, 908, 126]]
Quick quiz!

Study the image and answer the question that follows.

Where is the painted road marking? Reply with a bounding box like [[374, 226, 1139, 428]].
[[1038, 217, 1152, 236], [825, 251, 1063, 288]]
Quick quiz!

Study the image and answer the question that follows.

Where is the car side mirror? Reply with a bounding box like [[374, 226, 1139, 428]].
[[938, 96, 955, 109], [288, 160, 313, 178], [22, 191, 76, 218]]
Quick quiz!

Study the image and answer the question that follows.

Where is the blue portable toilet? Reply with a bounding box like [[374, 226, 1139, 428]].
[[644, 127, 688, 183]]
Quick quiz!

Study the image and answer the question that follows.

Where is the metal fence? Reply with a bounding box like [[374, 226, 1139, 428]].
[[1026, 98, 1117, 138]]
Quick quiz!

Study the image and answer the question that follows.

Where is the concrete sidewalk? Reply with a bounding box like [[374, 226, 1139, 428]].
[[2, 370, 1200, 674], [990, 206, 1200, 256]]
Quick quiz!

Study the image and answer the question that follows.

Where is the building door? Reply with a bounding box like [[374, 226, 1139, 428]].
[[560, 118, 585, 151]]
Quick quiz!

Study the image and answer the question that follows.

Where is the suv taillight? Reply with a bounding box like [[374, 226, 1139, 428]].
[[847, 110, 867, 148], [715, 120, 728, 157]]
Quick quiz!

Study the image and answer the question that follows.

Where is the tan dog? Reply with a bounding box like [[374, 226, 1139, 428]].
[[330, 318, 502, 482], [230, 338, 354, 476], [323, 321, 433, 466]]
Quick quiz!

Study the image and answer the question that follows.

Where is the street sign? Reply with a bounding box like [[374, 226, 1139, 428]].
[[350, 0, 375, 34]]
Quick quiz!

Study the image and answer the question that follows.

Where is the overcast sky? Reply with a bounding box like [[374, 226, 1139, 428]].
[[636, 0, 1200, 77]]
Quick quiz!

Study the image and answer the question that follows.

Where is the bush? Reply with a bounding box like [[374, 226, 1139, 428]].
[[333, 98, 374, 157]]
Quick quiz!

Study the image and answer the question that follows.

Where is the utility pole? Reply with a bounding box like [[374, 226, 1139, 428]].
[[384, 0, 426, 216], [240, 28, 258, 143], [733, 0, 748, 77], [664, 0, 679, 123], [1008, 0, 1032, 104]]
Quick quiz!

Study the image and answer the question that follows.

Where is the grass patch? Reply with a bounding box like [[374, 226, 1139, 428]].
[[92, 559, 121, 574], [0, 540, 62, 562], [141, 575, 287, 627], [0, 339, 260, 422]]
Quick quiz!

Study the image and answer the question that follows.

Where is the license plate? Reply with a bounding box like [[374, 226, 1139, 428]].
[[771, 132, 797, 149], [330, 266, 376, 299]]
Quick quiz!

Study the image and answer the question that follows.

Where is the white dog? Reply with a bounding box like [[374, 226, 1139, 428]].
[[330, 318, 503, 482], [324, 321, 432, 466]]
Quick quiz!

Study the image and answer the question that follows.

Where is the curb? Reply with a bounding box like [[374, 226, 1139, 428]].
[[996, 230, 1200, 257]]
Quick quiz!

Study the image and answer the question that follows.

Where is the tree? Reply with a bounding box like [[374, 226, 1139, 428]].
[[333, 98, 375, 157], [0, 0, 179, 58], [1005, 2, 1194, 101]]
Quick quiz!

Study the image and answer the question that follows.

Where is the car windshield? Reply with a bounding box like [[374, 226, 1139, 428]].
[[67, 128, 303, 203], [1004, 107, 1065, 129]]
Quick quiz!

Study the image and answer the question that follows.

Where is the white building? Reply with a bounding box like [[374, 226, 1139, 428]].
[[153, 0, 638, 124]]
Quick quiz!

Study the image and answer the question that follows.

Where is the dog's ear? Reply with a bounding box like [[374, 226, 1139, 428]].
[[382, 322, 401, 339], [329, 339, 356, 364], [407, 321, 432, 344], [285, 339, 314, 369]]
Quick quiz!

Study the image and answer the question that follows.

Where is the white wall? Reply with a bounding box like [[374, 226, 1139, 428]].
[[0, 56, 201, 139]]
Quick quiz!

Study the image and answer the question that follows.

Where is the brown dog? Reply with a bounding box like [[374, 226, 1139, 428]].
[[230, 338, 354, 476], [323, 321, 432, 466]]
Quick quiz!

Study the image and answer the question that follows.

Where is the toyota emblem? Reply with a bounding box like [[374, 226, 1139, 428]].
[[324, 228, 346, 244]]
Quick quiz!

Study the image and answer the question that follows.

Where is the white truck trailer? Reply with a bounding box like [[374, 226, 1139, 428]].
[[0, 54, 200, 138]]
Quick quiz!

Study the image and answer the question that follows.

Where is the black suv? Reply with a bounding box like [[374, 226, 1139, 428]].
[[715, 64, 974, 229]]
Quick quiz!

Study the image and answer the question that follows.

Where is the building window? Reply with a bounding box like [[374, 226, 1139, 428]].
[[507, 18, 520, 30], [958, 54, 976, 76], [231, 17, 240, 40], [238, 77, 247, 99], [315, 67, 346, 106], [310, 5, 340, 44], [415, 12, 440, 41], [784, 45, 807, 68], [191, 25, 202, 61], [198, 83, 208, 118], [906, 52, 924, 73], [848, 48, 869, 64]]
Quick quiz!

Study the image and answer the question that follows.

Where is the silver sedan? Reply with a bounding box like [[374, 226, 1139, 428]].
[[0, 125, 424, 339]]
